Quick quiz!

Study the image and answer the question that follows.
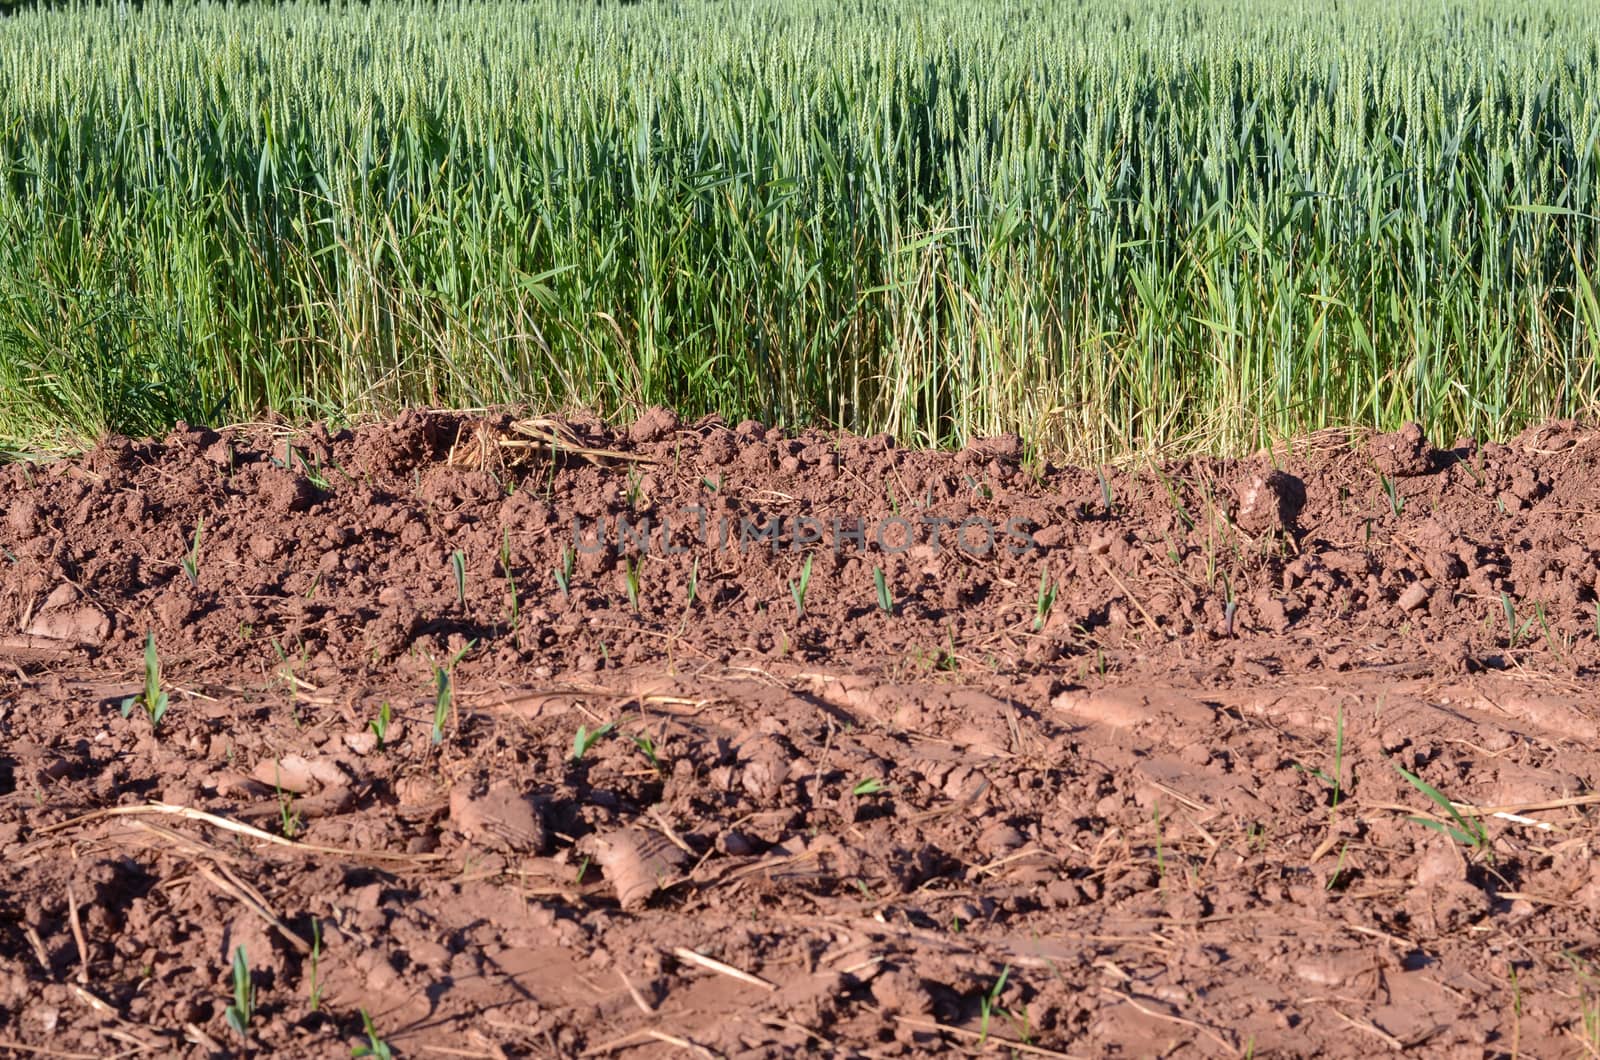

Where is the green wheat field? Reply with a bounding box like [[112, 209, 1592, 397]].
[[2, 0, 1599, 460]]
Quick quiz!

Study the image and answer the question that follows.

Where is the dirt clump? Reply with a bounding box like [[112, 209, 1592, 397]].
[[1234, 468, 1306, 536]]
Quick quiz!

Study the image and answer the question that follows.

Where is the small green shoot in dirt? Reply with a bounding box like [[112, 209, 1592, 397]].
[[430, 640, 475, 745], [451, 549, 467, 608], [300, 450, 332, 491], [789, 554, 814, 619], [1220, 571, 1237, 637], [852, 777, 886, 797], [276, 780, 302, 838], [939, 625, 961, 672], [273, 441, 332, 491], [1153, 467, 1195, 530], [500, 527, 520, 630], [1033, 564, 1056, 632], [1395, 763, 1492, 861], [120, 632, 170, 729], [575, 855, 592, 885], [1329, 705, 1345, 812], [873, 566, 893, 613], [1245, 822, 1267, 854], [352, 1009, 393, 1059], [686, 556, 699, 608], [368, 701, 392, 749], [1325, 841, 1349, 890], [224, 945, 253, 1040], [554, 546, 574, 599], [1295, 705, 1345, 816], [978, 964, 1011, 1046], [431, 667, 453, 745], [1561, 951, 1600, 1054], [1097, 467, 1115, 514], [624, 557, 642, 612], [626, 466, 645, 508], [632, 732, 661, 772], [1379, 472, 1404, 517], [307, 917, 324, 1013], [180, 515, 204, 587], [1500, 591, 1539, 648], [572, 720, 616, 761], [1507, 962, 1522, 1059]]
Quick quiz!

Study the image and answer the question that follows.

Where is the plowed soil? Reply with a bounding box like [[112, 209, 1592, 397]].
[[3, 410, 1599, 1058]]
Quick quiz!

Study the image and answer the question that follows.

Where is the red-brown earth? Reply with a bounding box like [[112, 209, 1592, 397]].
[[1, 410, 1598, 1058]]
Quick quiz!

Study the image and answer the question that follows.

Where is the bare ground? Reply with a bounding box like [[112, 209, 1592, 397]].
[[1, 410, 1598, 1058]]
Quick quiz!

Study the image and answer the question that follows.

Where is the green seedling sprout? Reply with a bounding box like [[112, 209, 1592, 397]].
[[686, 556, 699, 607], [307, 917, 324, 1013], [1500, 591, 1538, 648], [1296, 705, 1346, 815], [369, 701, 392, 749], [1221, 571, 1238, 637], [299, 449, 332, 491], [1152, 467, 1195, 530], [120, 632, 170, 728], [873, 566, 893, 613], [1327, 704, 1345, 814], [431, 667, 453, 745], [278, 782, 302, 838], [451, 549, 467, 608], [1379, 472, 1404, 517], [224, 945, 253, 1040], [1097, 467, 1115, 514], [554, 546, 574, 599], [940, 625, 960, 671], [352, 1009, 394, 1059], [1325, 840, 1349, 891], [572, 720, 616, 760], [500, 528, 520, 630], [789, 554, 814, 619], [626, 465, 644, 508], [624, 557, 641, 612], [1394, 763, 1492, 860], [978, 964, 1012, 1047], [430, 640, 475, 745], [1033, 564, 1056, 631], [633, 732, 661, 772], [852, 777, 885, 796], [1533, 601, 1569, 660], [180, 515, 204, 587]]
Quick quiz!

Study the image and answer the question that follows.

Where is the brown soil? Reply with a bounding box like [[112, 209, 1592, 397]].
[[2, 410, 1599, 1058]]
